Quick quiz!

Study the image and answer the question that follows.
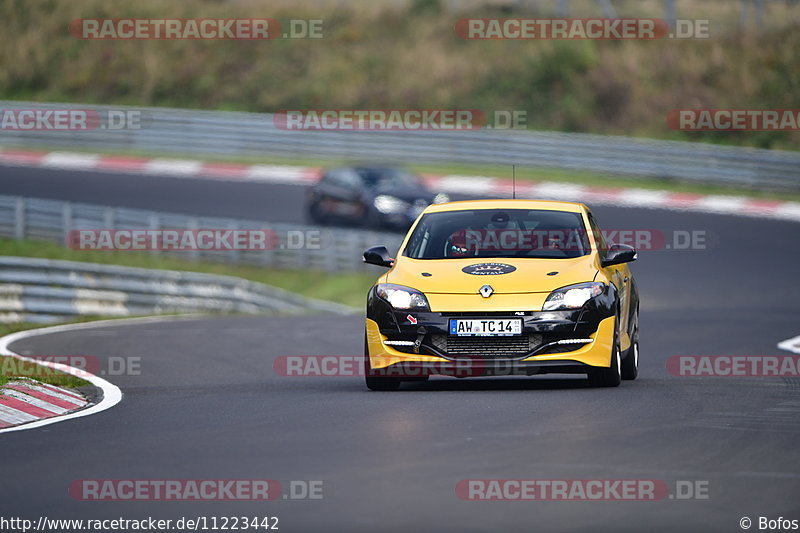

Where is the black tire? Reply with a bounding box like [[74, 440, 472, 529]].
[[364, 335, 401, 391], [587, 319, 622, 388], [621, 313, 639, 381]]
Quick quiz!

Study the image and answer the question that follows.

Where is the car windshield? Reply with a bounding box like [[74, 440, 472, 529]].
[[355, 168, 420, 191], [403, 209, 591, 259]]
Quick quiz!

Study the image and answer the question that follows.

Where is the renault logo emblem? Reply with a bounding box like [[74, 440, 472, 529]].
[[479, 285, 494, 298]]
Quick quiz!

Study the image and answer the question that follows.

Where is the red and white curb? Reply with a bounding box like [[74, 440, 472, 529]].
[[0, 319, 126, 434], [425, 176, 800, 222], [0, 315, 209, 434], [1, 147, 799, 223], [0, 148, 320, 184], [0, 379, 88, 428]]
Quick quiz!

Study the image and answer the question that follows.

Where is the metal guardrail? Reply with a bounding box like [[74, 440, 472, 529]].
[[0, 255, 356, 324], [0, 195, 404, 273], [1, 101, 798, 191], [0, 194, 394, 323]]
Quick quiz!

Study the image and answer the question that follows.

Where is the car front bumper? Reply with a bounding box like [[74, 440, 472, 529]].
[[365, 312, 616, 377]]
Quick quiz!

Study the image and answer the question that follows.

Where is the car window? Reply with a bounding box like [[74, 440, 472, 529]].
[[326, 169, 362, 189], [356, 168, 419, 191], [586, 211, 609, 258], [404, 209, 590, 260]]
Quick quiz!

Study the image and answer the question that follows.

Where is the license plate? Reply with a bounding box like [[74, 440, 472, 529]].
[[449, 318, 523, 337]]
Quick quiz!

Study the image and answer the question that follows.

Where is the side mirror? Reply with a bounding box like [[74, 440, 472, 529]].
[[363, 246, 394, 268], [601, 243, 637, 267]]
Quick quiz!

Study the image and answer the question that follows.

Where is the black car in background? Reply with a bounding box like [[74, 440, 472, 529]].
[[306, 165, 448, 231]]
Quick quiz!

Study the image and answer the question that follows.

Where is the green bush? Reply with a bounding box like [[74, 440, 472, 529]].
[[1, 0, 798, 149]]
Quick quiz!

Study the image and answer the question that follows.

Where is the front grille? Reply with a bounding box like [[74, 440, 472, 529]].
[[430, 334, 542, 359]]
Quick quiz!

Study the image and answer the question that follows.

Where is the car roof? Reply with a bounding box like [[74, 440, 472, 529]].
[[422, 199, 588, 214]]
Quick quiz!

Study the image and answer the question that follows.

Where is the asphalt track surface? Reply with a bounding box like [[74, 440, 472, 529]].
[[0, 165, 310, 223], [1, 164, 800, 532]]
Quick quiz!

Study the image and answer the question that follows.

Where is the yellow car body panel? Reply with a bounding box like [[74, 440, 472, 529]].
[[364, 198, 639, 381], [385, 256, 600, 298], [366, 316, 616, 369]]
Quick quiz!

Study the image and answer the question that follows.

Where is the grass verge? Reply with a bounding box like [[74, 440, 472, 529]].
[[0, 237, 380, 389], [0, 356, 91, 389], [0, 238, 377, 310], [0, 321, 94, 389]]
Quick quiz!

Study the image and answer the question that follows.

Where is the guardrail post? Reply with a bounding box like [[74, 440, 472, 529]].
[[324, 230, 335, 272], [14, 197, 25, 240], [259, 247, 271, 268], [61, 202, 73, 245], [148, 214, 160, 256], [228, 219, 240, 264], [187, 217, 200, 262], [103, 206, 115, 229]]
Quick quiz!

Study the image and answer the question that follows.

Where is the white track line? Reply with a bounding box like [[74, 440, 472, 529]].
[[41, 152, 101, 170], [0, 314, 202, 434], [5, 148, 800, 224], [245, 165, 314, 183], [777, 335, 800, 355], [144, 158, 203, 176]]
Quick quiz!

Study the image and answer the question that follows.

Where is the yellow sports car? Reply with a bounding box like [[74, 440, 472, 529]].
[[362, 199, 639, 390]]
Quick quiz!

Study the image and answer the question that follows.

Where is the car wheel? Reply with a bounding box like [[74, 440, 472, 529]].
[[364, 335, 401, 391], [621, 314, 639, 381], [588, 320, 622, 388]]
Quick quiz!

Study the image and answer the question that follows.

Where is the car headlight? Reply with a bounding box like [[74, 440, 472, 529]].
[[542, 282, 605, 311], [433, 192, 450, 204], [374, 195, 410, 214], [376, 283, 430, 311]]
